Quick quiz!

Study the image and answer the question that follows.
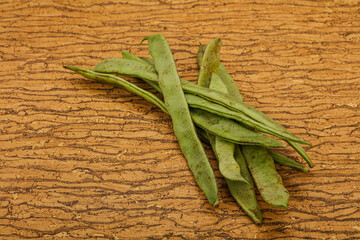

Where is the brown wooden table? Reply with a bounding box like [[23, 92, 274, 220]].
[[1, 0, 359, 239]]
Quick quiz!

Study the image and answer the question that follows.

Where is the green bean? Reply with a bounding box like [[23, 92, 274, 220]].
[[194, 74, 284, 149], [197, 45, 207, 69], [180, 79, 310, 145], [184, 94, 302, 144], [206, 133, 262, 223], [214, 139, 244, 181], [268, 150, 309, 173], [63, 66, 168, 114], [93, 58, 158, 81], [230, 146, 263, 223], [93, 58, 308, 145], [120, 51, 162, 93], [197, 38, 221, 88], [197, 45, 243, 101], [142, 34, 219, 206], [190, 108, 284, 148], [287, 141, 314, 168], [209, 72, 225, 91], [242, 145, 289, 208], [207, 73, 246, 182]]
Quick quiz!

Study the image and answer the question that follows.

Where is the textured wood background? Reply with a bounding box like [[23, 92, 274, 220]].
[[1, 0, 359, 239]]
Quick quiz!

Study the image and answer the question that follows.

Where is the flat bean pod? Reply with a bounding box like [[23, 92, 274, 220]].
[[184, 94, 302, 144], [242, 145, 289, 208], [63, 66, 168, 114], [191, 108, 284, 148], [143, 34, 219, 206], [206, 133, 262, 223], [229, 146, 263, 223], [197, 38, 221, 88], [208, 72, 246, 182], [93, 58, 158, 81], [197, 45, 243, 101], [268, 150, 309, 172], [287, 141, 314, 168]]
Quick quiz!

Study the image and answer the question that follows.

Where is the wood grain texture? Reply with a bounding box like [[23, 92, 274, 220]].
[[1, 0, 359, 239]]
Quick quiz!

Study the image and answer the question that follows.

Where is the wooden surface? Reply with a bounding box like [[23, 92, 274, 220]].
[[1, 0, 359, 239]]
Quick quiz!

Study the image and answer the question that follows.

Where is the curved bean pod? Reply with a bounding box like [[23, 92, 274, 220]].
[[63, 66, 168, 114]]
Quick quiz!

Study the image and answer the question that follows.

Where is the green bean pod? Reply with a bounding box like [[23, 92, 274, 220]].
[[197, 38, 221, 88], [228, 146, 263, 223], [93, 58, 158, 81], [208, 73, 246, 182], [190, 108, 284, 148], [287, 141, 314, 168], [197, 45, 243, 101], [206, 134, 262, 223], [268, 150, 309, 173], [184, 94, 301, 144], [142, 34, 219, 206], [242, 145, 289, 208], [63, 66, 168, 114]]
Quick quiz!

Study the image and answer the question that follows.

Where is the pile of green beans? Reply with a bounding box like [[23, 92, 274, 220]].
[[64, 34, 312, 223]]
